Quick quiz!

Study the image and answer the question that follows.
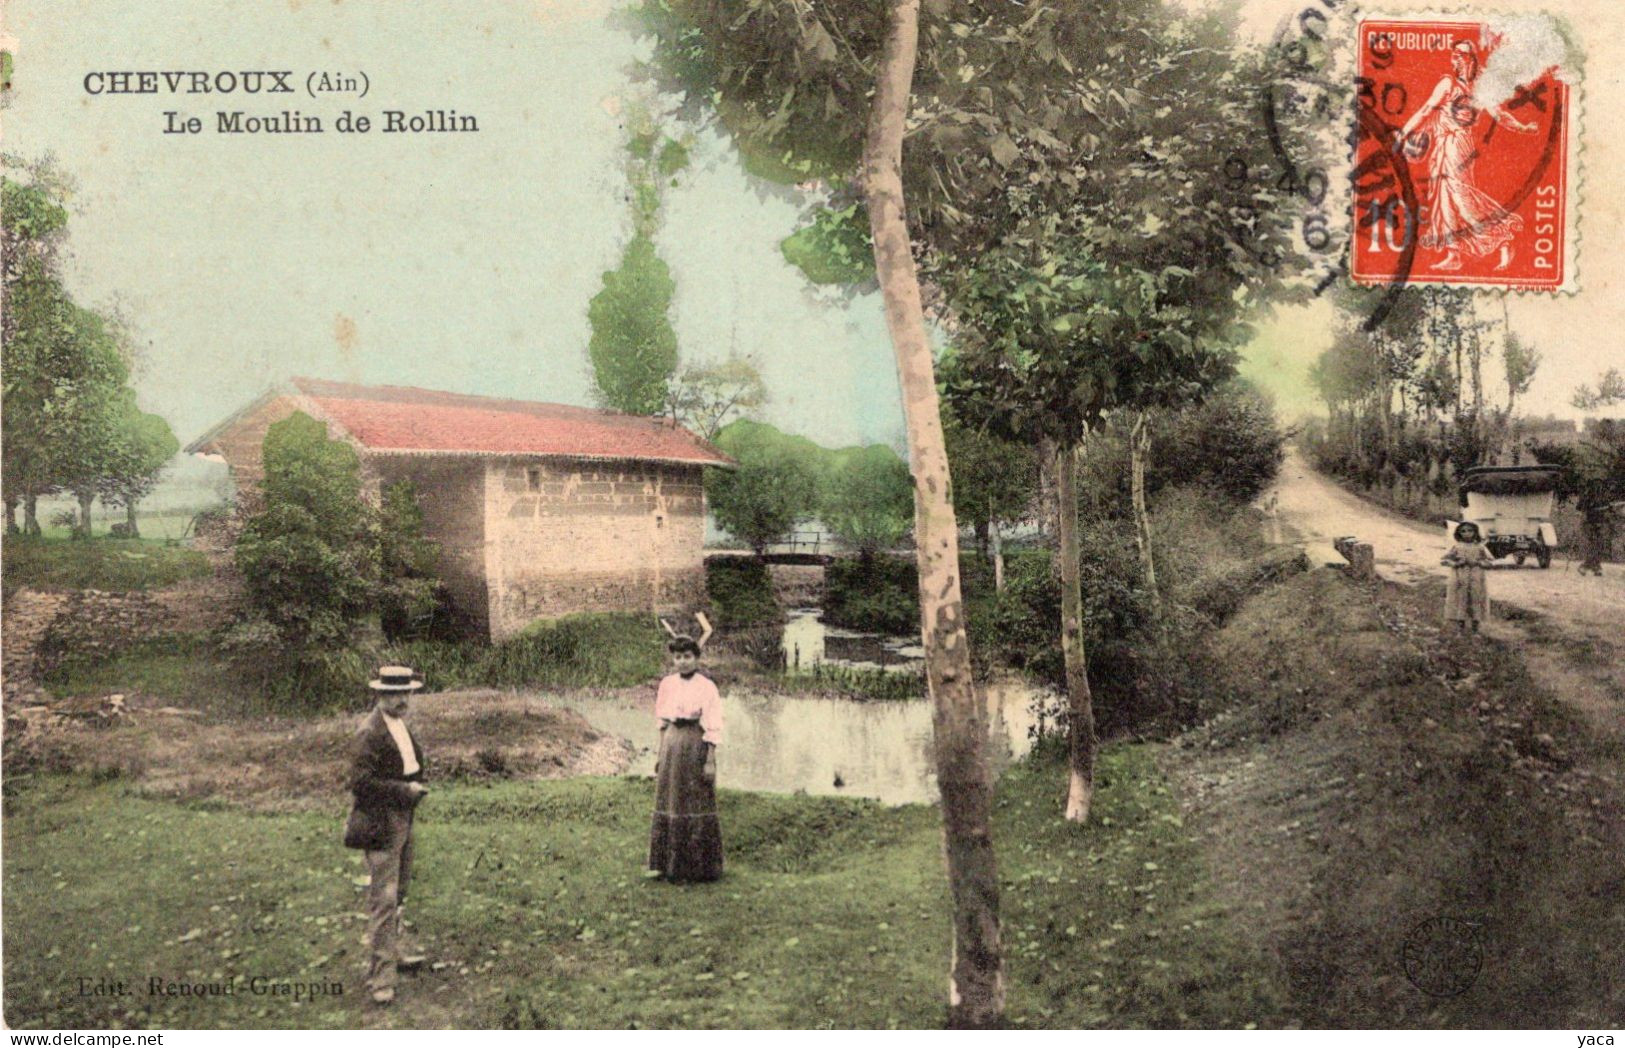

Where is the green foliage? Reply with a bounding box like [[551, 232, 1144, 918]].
[[488, 612, 667, 688], [390, 612, 667, 692], [1157, 385, 1285, 504], [230, 414, 381, 702], [707, 422, 823, 552], [1572, 367, 1625, 411], [944, 410, 1039, 531], [4, 158, 182, 540], [98, 401, 180, 531], [586, 234, 679, 416], [2, 535, 210, 594], [785, 661, 924, 701], [664, 354, 768, 440], [964, 547, 1063, 685], [779, 203, 874, 285], [1, 157, 71, 279], [656, 137, 691, 178], [710, 419, 914, 555], [377, 480, 442, 639], [820, 448, 913, 556], [704, 555, 781, 628], [1531, 420, 1625, 509], [823, 554, 917, 635], [1081, 384, 1285, 511]]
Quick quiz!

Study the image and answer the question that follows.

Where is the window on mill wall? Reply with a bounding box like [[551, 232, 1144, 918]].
[[526, 467, 541, 492]]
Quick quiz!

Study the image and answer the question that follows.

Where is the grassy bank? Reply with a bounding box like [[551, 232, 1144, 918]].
[[2, 745, 1278, 1030], [1177, 567, 1625, 1027], [3, 535, 212, 593], [45, 613, 668, 714]]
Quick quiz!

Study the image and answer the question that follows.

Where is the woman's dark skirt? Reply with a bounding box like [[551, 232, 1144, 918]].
[[649, 721, 723, 882]]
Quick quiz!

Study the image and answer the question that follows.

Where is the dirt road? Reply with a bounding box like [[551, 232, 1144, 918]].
[[1266, 448, 1623, 735]]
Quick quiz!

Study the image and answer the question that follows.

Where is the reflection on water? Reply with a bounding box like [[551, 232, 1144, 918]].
[[545, 679, 1049, 806], [780, 608, 924, 672]]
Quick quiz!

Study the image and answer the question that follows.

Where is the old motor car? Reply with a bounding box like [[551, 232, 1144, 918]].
[[1457, 465, 1562, 568]]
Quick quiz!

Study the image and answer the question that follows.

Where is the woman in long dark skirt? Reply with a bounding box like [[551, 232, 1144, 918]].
[[648, 636, 723, 882]]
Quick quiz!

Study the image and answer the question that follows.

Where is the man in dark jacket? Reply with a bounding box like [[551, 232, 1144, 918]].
[[345, 665, 429, 1006]]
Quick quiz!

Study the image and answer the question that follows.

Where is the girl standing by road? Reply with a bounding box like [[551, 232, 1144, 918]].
[[1442, 521, 1493, 632]]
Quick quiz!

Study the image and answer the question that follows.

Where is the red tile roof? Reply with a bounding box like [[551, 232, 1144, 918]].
[[290, 378, 733, 467]]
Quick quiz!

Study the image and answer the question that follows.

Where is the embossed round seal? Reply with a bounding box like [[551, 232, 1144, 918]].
[[1401, 915, 1483, 997]]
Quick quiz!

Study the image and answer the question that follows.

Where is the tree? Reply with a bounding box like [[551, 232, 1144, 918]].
[[943, 407, 1037, 590], [1502, 332, 1540, 416], [860, 7, 1005, 1019], [704, 449, 818, 555], [3, 161, 74, 534], [3, 158, 158, 539], [587, 234, 680, 415], [1573, 368, 1625, 411], [100, 398, 180, 537], [635, 0, 1008, 1020], [820, 447, 913, 558], [233, 413, 380, 658], [586, 99, 692, 416], [43, 303, 133, 540], [665, 354, 769, 440]]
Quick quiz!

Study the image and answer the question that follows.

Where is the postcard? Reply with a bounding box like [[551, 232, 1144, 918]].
[[3, 0, 1622, 1035]]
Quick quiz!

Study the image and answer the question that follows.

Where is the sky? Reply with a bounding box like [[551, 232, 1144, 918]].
[[4, 0, 1622, 460], [4, 0, 904, 452]]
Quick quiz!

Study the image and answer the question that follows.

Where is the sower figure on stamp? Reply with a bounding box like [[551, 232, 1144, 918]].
[[648, 633, 723, 883], [344, 665, 430, 1006], [1395, 38, 1538, 272]]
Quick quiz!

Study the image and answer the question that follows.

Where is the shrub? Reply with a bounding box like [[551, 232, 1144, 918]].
[[1152, 383, 1286, 504], [486, 612, 666, 689], [819, 449, 913, 556], [383, 612, 668, 693], [377, 480, 442, 640], [786, 663, 924, 701], [705, 555, 781, 628], [234, 413, 378, 655], [823, 554, 917, 634]]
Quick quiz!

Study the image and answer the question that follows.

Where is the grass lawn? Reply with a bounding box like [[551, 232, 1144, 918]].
[[1, 746, 1278, 1030], [3, 534, 212, 593]]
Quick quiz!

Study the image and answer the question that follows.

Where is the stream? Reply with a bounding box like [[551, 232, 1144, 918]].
[[545, 609, 1054, 805]]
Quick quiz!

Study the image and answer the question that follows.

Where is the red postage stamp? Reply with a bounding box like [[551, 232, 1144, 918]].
[[1352, 16, 1578, 291]]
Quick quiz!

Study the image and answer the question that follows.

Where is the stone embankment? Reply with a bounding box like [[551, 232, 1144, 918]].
[[3, 574, 242, 704]]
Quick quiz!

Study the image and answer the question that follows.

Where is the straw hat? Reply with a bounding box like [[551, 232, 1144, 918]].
[[369, 665, 424, 691]]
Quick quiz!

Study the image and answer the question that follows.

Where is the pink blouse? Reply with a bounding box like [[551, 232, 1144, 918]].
[[654, 672, 723, 746]]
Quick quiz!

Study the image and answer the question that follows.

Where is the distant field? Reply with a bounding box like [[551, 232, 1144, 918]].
[[24, 511, 208, 543]]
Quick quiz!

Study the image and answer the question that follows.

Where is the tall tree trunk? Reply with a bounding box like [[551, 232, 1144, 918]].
[[5, 493, 17, 535], [862, 0, 1003, 1026], [76, 489, 95, 540], [125, 495, 141, 538], [1054, 441, 1097, 823], [1380, 372, 1394, 455], [24, 493, 41, 536], [990, 520, 1005, 593], [1130, 412, 1157, 601]]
